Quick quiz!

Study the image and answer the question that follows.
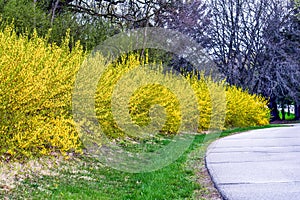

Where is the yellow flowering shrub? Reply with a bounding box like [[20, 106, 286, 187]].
[[95, 54, 185, 137], [225, 86, 270, 127], [0, 26, 84, 159], [0, 25, 270, 159], [188, 75, 228, 131], [96, 53, 270, 138]]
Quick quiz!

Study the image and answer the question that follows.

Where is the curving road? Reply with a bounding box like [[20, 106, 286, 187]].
[[206, 124, 300, 200]]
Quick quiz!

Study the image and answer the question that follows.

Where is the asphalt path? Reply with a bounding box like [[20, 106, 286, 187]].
[[206, 124, 300, 200]]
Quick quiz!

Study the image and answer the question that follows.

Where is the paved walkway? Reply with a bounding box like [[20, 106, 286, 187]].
[[206, 124, 300, 200]]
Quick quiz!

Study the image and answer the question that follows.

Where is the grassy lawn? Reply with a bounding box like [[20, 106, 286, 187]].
[[279, 112, 296, 120], [0, 124, 286, 199]]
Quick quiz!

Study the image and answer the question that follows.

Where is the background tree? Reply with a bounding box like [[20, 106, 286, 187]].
[[257, 0, 300, 120], [155, 0, 212, 73], [0, 0, 113, 50], [207, 0, 299, 120]]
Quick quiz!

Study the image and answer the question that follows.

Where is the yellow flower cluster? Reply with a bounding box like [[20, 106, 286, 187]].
[[225, 86, 270, 127], [0, 26, 84, 159], [96, 53, 270, 138]]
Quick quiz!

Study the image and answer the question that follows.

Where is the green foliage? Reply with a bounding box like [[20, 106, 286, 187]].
[[48, 12, 111, 50], [0, 0, 50, 36], [0, 25, 85, 159], [0, 0, 112, 50]]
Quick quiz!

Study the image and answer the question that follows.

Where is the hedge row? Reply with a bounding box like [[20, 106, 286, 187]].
[[96, 53, 270, 138], [0, 27, 269, 159]]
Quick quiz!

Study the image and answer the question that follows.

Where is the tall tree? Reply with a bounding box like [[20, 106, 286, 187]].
[[255, 0, 300, 120], [153, 0, 212, 73], [207, 0, 300, 120], [207, 0, 275, 88]]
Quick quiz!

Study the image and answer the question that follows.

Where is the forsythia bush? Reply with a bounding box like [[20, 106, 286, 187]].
[[0, 26, 84, 159], [0, 25, 269, 159], [95, 54, 188, 137], [188, 75, 227, 131], [96, 53, 270, 138], [225, 86, 270, 127]]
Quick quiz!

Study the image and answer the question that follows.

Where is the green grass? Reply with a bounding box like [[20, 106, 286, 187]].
[[279, 112, 296, 120], [0, 124, 286, 200], [219, 124, 288, 137]]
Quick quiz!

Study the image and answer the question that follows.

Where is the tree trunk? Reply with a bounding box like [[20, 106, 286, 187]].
[[295, 104, 300, 120], [281, 103, 285, 120], [269, 98, 280, 121]]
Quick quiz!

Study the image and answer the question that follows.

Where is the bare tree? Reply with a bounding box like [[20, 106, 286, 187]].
[[207, 0, 300, 120], [258, 0, 300, 120], [207, 0, 276, 87], [156, 0, 210, 43]]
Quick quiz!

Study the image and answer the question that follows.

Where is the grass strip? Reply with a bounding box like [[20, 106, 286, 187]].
[[0, 124, 287, 199]]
